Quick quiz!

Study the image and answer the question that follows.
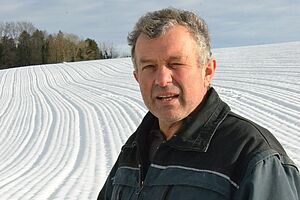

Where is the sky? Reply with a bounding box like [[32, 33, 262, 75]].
[[1, 0, 300, 54]]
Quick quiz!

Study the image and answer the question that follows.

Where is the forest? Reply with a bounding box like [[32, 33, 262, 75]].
[[0, 21, 118, 69]]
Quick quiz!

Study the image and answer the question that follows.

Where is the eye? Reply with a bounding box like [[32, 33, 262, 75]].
[[169, 63, 183, 68], [142, 64, 155, 71]]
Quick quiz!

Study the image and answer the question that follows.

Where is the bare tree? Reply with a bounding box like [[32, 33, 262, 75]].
[[17, 21, 35, 36], [99, 42, 119, 59], [0, 21, 36, 43]]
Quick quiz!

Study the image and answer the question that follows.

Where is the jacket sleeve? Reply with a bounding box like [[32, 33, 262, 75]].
[[233, 153, 300, 200], [97, 159, 119, 200]]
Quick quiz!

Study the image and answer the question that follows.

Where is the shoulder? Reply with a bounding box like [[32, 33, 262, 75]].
[[211, 111, 297, 184], [218, 111, 287, 156], [233, 152, 300, 200]]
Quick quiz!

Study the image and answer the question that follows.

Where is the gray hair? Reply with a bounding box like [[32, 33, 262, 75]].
[[127, 8, 212, 70]]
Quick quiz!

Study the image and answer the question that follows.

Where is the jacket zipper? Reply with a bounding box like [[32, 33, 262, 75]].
[[136, 137, 145, 197], [138, 164, 144, 187], [136, 164, 145, 197]]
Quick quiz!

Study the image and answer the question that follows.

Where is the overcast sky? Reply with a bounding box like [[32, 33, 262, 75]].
[[1, 0, 300, 53]]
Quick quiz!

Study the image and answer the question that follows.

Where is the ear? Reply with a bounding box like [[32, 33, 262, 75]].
[[133, 70, 139, 83], [204, 58, 216, 87]]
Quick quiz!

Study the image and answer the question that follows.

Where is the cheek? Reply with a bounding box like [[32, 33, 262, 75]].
[[180, 73, 204, 95], [139, 79, 153, 96]]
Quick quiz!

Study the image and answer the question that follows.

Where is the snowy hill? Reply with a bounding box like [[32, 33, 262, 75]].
[[0, 42, 299, 199]]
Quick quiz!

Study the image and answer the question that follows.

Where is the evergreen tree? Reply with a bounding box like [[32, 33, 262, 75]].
[[45, 34, 57, 63], [56, 31, 64, 62], [0, 40, 4, 68], [1, 36, 17, 68], [31, 29, 46, 65], [83, 38, 101, 60], [17, 31, 31, 66]]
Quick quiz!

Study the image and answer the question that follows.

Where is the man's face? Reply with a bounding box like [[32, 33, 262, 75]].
[[134, 25, 215, 124]]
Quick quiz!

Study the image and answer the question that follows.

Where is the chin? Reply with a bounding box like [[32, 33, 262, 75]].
[[156, 112, 184, 123]]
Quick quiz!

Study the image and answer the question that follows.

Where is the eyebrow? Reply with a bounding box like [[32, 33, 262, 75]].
[[138, 58, 155, 64], [168, 56, 184, 61], [138, 55, 184, 64]]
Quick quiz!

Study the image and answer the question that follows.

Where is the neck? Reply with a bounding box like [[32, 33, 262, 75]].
[[159, 120, 183, 140]]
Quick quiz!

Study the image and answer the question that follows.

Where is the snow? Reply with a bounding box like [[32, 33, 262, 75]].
[[0, 42, 299, 199]]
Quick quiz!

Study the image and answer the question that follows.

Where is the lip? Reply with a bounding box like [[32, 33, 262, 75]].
[[155, 92, 179, 99], [154, 92, 180, 105]]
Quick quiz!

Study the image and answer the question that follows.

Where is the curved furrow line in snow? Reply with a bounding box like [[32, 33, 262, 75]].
[[215, 85, 299, 126], [49, 63, 141, 141], [47, 66, 145, 190], [96, 101, 127, 167], [56, 64, 145, 136], [100, 97, 145, 145], [213, 80, 300, 120], [216, 65, 300, 73], [215, 85, 300, 134], [92, 58, 133, 77], [59, 97, 135, 199], [54, 64, 145, 123], [67, 84, 144, 154], [216, 86, 299, 135], [105, 94, 146, 127], [0, 65, 78, 199], [62, 109, 108, 199], [57, 80, 124, 157], [45, 96, 104, 200], [0, 67, 54, 186], [0, 69, 27, 168], [0, 70, 15, 158], [19, 65, 85, 200], [0, 70, 9, 109], [61, 62, 140, 97], [0, 68, 57, 198], [2, 66, 51, 173], [56, 63, 146, 115], [91, 80, 142, 100], [38, 65, 101, 200], [0, 68, 37, 175], [34, 65, 132, 199], [53, 61, 143, 194], [91, 85, 146, 115], [216, 66, 300, 74], [216, 86, 300, 121], [21, 71, 94, 197], [0, 70, 15, 118], [74, 62, 130, 81], [67, 61, 135, 88], [84, 62, 131, 79], [0, 70, 18, 146], [214, 72, 300, 92]]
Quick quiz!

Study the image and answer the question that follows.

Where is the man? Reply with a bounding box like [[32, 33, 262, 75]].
[[98, 8, 300, 200]]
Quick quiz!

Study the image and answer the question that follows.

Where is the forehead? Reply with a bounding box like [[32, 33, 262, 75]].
[[135, 25, 197, 62]]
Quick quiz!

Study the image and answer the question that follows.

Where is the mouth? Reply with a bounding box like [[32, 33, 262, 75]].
[[156, 93, 179, 101]]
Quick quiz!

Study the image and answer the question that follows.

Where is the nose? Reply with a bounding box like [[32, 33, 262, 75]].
[[155, 66, 172, 87]]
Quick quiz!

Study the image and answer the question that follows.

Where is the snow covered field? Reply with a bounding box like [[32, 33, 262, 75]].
[[0, 42, 299, 199]]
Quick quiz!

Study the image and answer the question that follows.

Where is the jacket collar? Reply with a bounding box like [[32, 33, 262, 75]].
[[134, 87, 231, 153]]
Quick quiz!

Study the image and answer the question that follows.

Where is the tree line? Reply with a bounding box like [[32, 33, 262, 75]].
[[0, 21, 119, 70]]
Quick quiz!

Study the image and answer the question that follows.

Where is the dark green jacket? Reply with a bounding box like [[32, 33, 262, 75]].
[[98, 88, 300, 200]]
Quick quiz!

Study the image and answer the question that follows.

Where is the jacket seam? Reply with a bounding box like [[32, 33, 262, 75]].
[[150, 163, 239, 189]]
